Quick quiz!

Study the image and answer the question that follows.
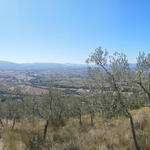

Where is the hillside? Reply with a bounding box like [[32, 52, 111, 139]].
[[0, 107, 149, 150]]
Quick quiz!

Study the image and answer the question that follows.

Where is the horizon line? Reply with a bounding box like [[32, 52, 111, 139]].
[[0, 60, 137, 65]]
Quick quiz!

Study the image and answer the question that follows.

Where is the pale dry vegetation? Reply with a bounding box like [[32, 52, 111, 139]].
[[0, 107, 149, 150]]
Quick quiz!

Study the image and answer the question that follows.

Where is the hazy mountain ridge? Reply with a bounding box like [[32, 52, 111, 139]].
[[0, 61, 136, 70], [0, 61, 87, 70]]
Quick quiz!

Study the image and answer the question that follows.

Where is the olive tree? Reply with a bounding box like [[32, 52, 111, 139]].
[[86, 67, 109, 126], [86, 47, 140, 150], [23, 96, 39, 121], [37, 84, 66, 140], [0, 95, 21, 129], [136, 52, 150, 102]]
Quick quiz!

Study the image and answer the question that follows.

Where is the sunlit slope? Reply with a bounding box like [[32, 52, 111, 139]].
[[0, 107, 150, 150]]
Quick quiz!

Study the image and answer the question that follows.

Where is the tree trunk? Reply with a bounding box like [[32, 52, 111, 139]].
[[79, 113, 82, 126], [58, 110, 62, 121], [90, 112, 94, 126], [148, 95, 150, 102], [12, 118, 16, 129], [0, 119, 4, 128], [127, 111, 140, 150], [6, 117, 8, 127], [43, 120, 49, 140]]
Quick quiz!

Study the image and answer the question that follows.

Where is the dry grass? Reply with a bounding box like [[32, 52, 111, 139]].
[[1, 107, 150, 150]]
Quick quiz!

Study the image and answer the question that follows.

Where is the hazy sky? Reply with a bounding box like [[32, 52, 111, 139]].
[[0, 0, 150, 64]]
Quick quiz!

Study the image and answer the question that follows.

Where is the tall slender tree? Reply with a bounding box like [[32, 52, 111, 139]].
[[86, 47, 140, 150]]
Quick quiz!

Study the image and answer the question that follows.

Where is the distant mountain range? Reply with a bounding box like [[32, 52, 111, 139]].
[[0, 61, 87, 70], [0, 61, 136, 70]]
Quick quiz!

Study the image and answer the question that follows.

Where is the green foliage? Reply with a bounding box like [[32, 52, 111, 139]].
[[129, 100, 145, 110], [53, 133, 70, 143]]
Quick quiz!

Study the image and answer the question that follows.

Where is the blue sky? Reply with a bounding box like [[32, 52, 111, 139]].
[[0, 0, 150, 64]]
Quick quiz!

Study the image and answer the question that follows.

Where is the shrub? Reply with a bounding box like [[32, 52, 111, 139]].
[[26, 131, 44, 150], [53, 133, 70, 143]]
